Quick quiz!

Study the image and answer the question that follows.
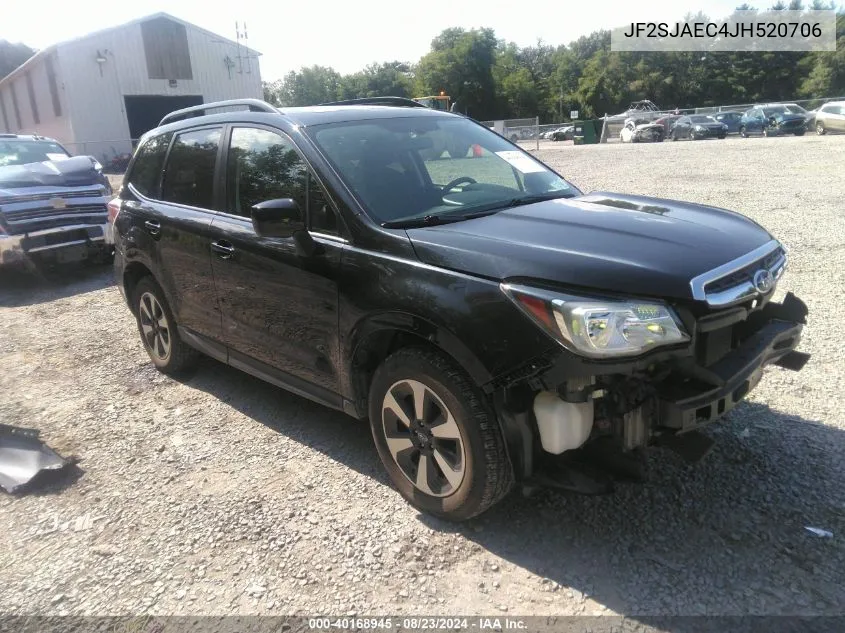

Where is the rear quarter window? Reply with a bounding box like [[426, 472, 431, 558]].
[[126, 133, 172, 198]]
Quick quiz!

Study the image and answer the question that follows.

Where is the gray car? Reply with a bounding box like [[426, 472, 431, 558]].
[[813, 101, 845, 135], [0, 134, 113, 268]]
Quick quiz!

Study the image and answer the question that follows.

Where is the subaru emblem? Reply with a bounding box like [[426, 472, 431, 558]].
[[753, 269, 774, 294]]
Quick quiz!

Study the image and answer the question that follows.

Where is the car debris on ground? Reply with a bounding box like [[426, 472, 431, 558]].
[[0, 424, 73, 493]]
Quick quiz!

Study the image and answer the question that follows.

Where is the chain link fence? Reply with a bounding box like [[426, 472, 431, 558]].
[[505, 94, 845, 145], [481, 118, 541, 150]]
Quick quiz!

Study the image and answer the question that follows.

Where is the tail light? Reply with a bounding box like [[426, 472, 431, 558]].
[[107, 198, 122, 223]]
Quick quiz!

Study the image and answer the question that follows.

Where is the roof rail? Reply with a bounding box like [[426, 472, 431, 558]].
[[319, 96, 428, 108], [159, 99, 278, 126]]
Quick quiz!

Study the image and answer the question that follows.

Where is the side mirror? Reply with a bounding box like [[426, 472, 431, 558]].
[[251, 198, 305, 238]]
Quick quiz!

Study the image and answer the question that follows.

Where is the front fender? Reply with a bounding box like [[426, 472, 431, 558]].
[[347, 310, 493, 388]]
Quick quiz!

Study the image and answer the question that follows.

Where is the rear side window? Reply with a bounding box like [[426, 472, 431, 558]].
[[126, 133, 171, 198], [161, 128, 221, 209]]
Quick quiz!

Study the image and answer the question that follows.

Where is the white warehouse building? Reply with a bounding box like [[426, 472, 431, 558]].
[[0, 13, 262, 163]]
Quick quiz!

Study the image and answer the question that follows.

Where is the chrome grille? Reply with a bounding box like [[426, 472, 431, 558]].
[[690, 240, 787, 308], [0, 189, 103, 205], [704, 246, 786, 294]]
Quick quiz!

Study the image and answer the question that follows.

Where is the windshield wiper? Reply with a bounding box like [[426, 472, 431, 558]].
[[381, 192, 572, 229], [382, 214, 461, 229]]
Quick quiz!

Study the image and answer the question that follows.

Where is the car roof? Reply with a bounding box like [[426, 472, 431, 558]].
[[0, 133, 60, 142], [150, 103, 456, 139]]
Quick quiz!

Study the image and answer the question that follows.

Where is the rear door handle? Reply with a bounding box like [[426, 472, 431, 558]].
[[211, 240, 235, 259], [144, 220, 161, 236]]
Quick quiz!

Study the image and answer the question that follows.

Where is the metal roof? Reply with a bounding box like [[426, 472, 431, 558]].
[[0, 12, 261, 89]]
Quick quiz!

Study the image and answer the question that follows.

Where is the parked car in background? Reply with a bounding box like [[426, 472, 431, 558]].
[[670, 115, 727, 140], [761, 102, 812, 125], [739, 106, 807, 137], [620, 118, 664, 142], [550, 126, 574, 141], [654, 115, 682, 138], [712, 111, 744, 134], [113, 97, 809, 520], [813, 101, 845, 135], [0, 134, 113, 268]]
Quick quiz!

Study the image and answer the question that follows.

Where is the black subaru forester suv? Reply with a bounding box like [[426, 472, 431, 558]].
[[113, 98, 809, 521]]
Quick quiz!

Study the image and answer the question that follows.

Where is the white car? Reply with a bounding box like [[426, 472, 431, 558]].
[[620, 118, 664, 143], [813, 101, 845, 135]]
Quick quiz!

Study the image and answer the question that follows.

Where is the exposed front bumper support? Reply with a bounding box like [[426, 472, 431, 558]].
[[659, 293, 808, 432], [0, 223, 110, 264]]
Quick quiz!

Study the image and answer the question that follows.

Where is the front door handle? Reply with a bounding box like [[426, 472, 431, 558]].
[[144, 220, 161, 236], [211, 240, 235, 260]]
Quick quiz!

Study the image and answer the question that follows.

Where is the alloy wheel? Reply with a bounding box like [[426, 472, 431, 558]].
[[139, 292, 171, 362], [381, 379, 466, 497]]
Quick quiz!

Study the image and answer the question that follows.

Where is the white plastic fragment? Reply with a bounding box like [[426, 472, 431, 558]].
[[804, 526, 833, 538]]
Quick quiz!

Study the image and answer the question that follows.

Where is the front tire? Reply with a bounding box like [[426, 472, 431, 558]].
[[816, 122, 826, 135], [368, 347, 514, 521], [132, 277, 198, 375], [739, 126, 748, 138], [688, 129, 696, 141]]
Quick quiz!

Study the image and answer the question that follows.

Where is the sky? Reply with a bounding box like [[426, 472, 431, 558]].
[[2, 0, 800, 81]]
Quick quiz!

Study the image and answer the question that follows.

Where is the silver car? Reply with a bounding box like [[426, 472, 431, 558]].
[[814, 101, 845, 135]]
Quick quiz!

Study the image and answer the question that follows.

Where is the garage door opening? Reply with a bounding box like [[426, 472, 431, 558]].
[[124, 95, 204, 140]]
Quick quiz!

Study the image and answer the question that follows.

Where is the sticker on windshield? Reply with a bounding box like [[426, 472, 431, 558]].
[[46, 153, 70, 161], [495, 151, 546, 174]]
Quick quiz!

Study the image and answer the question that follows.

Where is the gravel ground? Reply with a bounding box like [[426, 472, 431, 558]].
[[1, 135, 844, 619]]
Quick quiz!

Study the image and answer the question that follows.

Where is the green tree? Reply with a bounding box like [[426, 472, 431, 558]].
[[266, 66, 342, 106], [338, 62, 413, 100], [415, 28, 499, 119], [0, 40, 36, 79]]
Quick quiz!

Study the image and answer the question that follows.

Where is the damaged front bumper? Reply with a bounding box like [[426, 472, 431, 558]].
[[494, 292, 809, 483], [0, 223, 110, 265], [659, 317, 806, 432]]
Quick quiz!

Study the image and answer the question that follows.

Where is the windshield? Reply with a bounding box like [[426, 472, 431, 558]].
[[0, 139, 71, 167], [308, 115, 578, 226], [763, 106, 787, 116], [690, 115, 717, 123]]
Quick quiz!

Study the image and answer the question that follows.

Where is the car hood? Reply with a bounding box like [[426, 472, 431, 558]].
[[0, 156, 106, 191], [770, 112, 806, 124], [633, 123, 662, 131], [407, 192, 773, 302]]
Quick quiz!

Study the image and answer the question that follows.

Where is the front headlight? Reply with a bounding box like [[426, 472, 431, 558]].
[[695, 125, 705, 131], [501, 283, 689, 358]]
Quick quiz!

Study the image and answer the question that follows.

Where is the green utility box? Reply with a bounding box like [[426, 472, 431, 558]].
[[573, 120, 600, 145]]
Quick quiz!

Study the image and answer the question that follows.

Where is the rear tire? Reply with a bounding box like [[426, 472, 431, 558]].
[[132, 277, 198, 375], [368, 347, 514, 521]]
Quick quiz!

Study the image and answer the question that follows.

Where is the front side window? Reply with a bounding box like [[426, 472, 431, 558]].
[[161, 127, 221, 209], [127, 133, 171, 198], [227, 127, 306, 217], [0, 139, 70, 167], [227, 127, 342, 235], [307, 116, 577, 227]]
